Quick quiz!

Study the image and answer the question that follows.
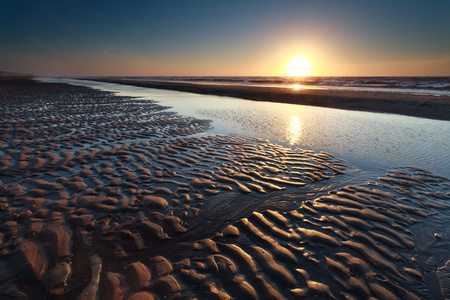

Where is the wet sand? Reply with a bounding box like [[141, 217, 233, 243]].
[[89, 78, 450, 121], [1, 78, 450, 299]]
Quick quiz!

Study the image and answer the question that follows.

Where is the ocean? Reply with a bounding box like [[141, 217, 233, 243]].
[[111, 76, 450, 97]]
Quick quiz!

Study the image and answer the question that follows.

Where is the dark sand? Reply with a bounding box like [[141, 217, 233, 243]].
[[89, 78, 450, 121], [1, 78, 449, 299]]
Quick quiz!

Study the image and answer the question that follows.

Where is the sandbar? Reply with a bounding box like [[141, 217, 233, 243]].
[[89, 78, 450, 121]]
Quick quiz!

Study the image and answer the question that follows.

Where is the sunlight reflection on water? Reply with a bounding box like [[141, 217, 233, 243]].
[[41, 78, 450, 177], [287, 116, 302, 145]]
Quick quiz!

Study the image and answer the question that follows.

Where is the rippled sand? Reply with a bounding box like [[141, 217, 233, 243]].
[[1, 79, 449, 299]]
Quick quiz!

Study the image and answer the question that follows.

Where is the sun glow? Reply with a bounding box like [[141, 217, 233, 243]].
[[286, 55, 312, 77]]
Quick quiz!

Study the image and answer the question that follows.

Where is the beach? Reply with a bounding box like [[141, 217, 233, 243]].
[[89, 78, 450, 121], [1, 78, 450, 299]]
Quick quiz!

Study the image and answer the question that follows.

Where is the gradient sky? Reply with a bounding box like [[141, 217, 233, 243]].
[[1, 0, 450, 76]]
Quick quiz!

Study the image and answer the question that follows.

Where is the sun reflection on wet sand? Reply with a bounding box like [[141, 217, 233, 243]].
[[287, 115, 302, 145], [291, 84, 303, 90]]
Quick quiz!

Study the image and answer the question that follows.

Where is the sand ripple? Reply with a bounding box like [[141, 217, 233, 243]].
[[179, 168, 450, 299]]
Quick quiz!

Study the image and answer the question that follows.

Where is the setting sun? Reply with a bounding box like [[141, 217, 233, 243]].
[[286, 55, 312, 77]]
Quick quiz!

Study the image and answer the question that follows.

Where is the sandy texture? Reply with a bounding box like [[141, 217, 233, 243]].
[[181, 167, 450, 299], [1, 79, 449, 299], [90, 78, 450, 121]]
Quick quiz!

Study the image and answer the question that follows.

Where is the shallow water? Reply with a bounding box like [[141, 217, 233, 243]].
[[41, 78, 450, 177]]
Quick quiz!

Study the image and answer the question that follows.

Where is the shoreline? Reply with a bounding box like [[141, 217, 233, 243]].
[[87, 78, 450, 121]]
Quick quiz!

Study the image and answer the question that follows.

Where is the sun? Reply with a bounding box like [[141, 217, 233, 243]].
[[286, 55, 312, 77]]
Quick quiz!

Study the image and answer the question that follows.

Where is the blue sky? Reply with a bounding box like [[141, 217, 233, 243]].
[[1, 0, 449, 76]]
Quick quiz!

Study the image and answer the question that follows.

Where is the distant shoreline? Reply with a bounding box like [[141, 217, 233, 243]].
[[87, 78, 450, 121]]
